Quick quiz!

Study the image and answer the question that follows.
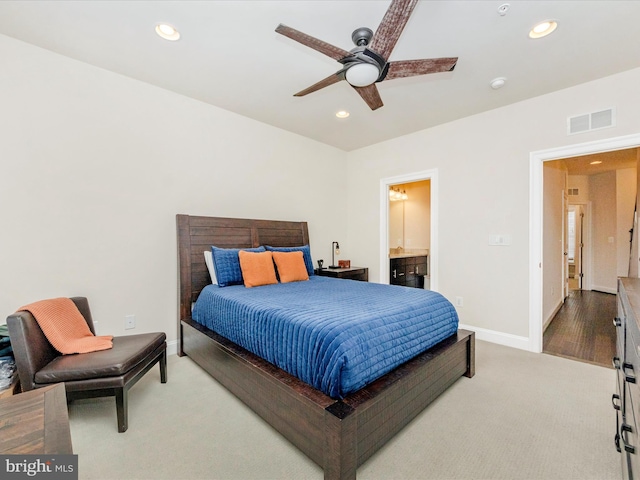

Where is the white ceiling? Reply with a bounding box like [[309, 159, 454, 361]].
[[1, 1, 639, 151], [562, 148, 638, 175]]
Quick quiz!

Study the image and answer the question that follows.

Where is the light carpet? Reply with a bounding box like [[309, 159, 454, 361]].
[[68, 340, 620, 480]]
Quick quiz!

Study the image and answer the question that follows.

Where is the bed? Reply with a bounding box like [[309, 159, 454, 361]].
[[177, 214, 475, 480]]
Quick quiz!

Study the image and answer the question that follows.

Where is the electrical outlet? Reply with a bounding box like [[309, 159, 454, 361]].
[[455, 297, 463, 307], [125, 314, 135, 330]]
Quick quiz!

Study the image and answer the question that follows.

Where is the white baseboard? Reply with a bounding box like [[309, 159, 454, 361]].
[[459, 323, 531, 351], [543, 300, 563, 331], [591, 285, 617, 295], [167, 339, 179, 356]]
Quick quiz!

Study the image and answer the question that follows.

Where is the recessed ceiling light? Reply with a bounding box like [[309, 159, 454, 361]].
[[590, 160, 603, 165], [490, 77, 506, 89], [155, 23, 180, 41], [336, 111, 350, 118], [529, 20, 557, 39]]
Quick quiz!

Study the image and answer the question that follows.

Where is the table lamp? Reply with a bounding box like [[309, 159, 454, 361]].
[[329, 241, 340, 269]]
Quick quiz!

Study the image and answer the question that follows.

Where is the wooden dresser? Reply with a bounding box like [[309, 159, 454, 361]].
[[615, 278, 640, 478], [0, 383, 73, 454]]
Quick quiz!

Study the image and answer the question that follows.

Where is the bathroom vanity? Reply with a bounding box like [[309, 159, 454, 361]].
[[389, 251, 429, 289]]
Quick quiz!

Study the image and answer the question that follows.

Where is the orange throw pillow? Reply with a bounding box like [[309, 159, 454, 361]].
[[272, 251, 309, 284], [238, 250, 278, 288]]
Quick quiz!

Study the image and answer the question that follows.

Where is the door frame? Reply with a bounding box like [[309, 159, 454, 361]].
[[562, 187, 569, 299], [530, 133, 640, 353], [568, 202, 592, 291], [380, 169, 438, 289]]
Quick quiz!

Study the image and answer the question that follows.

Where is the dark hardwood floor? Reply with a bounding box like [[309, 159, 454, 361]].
[[543, 289, 616, 368]]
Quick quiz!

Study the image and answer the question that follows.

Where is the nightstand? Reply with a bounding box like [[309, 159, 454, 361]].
[[0, 383, 72, 454], [315, 267, 368, 282]]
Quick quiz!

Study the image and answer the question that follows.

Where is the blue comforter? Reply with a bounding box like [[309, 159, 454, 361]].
[[192, 276, 458, 399]]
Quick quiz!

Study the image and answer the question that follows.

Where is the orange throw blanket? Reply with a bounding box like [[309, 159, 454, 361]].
[[18, 298, 113, 354]]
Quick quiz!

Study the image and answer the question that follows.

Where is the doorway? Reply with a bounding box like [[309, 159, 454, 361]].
[[380, 169, 438, 290], [567, 204, 586, 291], [542, 150, 637, 366], [530, 133, 640, 354], [388, 180, 431, 252], [389, 180, 431, 289]]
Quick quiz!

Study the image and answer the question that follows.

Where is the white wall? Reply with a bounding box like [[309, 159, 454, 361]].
[[346, 67, 640, 345], [632, 152, 640, 278], [542, 162, 566, 327], [388, 200, 404, 249], [566, 168, 636, 291], [403, 181, 431, 250], [617, 168, 637, 278], [590, 172, 618, 292], [388, 180, 431, 251], [568, 175, 590, 204], [0, 34, 348, 350]]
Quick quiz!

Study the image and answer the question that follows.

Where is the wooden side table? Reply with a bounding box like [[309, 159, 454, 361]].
[[0, 383, 73, 454], [316, 267, 368, 282]]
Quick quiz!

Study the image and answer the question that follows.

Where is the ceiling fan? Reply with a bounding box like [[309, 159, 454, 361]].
[[275, 0, 458, 111]]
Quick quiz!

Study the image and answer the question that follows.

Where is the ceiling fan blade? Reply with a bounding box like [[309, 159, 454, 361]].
[[276, 24, 351, 61], [353, 84, 384, 110], [369, 0, 419, 60], [385, 57, 458, 80], [294, 71, 345, 97]]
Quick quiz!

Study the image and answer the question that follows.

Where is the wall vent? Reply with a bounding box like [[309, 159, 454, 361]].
[[568, 107, 615, 135], [568, 188, 579, 196]]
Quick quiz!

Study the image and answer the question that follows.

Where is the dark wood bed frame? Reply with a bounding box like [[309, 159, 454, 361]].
[[176, 214, 475, 480]]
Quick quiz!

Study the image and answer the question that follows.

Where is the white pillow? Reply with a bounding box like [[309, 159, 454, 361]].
[[204, 250, 218, 285]]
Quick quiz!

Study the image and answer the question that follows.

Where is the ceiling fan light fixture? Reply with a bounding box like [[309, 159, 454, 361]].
[[529, 20, 557, 39], [155, 23, 180, 41], [345, 63, 380, 87], [275, 0, 457, 110]]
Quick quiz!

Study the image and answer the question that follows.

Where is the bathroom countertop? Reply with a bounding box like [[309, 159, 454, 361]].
[[389, 249, 429, 259]]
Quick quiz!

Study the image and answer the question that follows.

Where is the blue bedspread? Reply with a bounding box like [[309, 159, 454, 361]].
[[192, 276, 458, 399]]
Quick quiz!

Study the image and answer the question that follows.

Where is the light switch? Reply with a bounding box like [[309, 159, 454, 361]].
[[489, 234, 511, 246]]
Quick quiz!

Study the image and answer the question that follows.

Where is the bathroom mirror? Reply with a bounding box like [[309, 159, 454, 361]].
[[388, 180, 432, 254]]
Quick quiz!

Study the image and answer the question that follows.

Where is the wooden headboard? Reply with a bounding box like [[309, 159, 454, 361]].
[[176, 214, 310, 322]]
